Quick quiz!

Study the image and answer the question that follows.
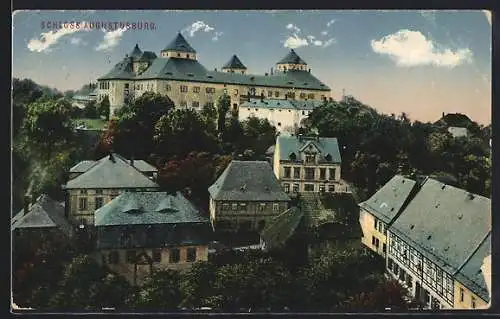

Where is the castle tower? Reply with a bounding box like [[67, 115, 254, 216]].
[[221, 54, 247, 74], [160, 32, 197, 60], [276, 49, 308, 72]]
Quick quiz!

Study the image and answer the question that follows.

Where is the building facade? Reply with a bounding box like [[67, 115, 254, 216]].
[[273, 134, 349, 193], [384, 177, 491, 309], [94, 191, 211, 285], [63, 153, 159, 226], [96, 33, 331, 116], [208, 160, 291, 233], [238, 98, 322, 133]]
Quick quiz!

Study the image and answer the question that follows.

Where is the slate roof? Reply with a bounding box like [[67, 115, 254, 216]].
[[260, 207, 304, 250], [208, 160, 291, 201], [94, 191, 207, 226], [277, 49, 307, 65], [162, 32, 197, 53], [135, 57, 329, 91], [138, 51, 157, 62], [129, 44, 143, 59], [241, 98, 322, 110], [222, 55, 247, 69], [389, 178, 491, 278], [98, 57, 136, 80], [65, 153, 159, 189], [276, 135, 342, 163], [11, 195, 73, 237], [455, 232, 491, 302], [358, 175, 417, 225], [69, 156, 157, 174]]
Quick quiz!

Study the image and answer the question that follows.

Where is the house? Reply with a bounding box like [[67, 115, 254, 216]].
[[384, 177, 491, 309], [11, 194, 73, 238], [94, 191, 211, 286], [238, 98, 322, 133], [96, 33, 330, 116], [273, 134, 350, 193], [63, 153, 159, 226], [208, 160, 291, 233], [447, 126, 469, 138], [358, 175, 417, 257]]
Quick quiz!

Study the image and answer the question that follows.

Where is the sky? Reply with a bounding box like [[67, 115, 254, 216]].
[[12, 10, 492, 124]]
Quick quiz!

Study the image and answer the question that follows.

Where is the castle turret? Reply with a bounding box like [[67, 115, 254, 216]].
[[221, 54, 247, 74], [160, 32, 197, 60], [276, 49, 308, 72]]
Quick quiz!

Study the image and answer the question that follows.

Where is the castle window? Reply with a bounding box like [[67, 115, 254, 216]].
[[284, 167, 291, 178], [165, 84, 171, 91], [192, 101, 200, 108], [258, 203, 266, 211], [180, 101, 187, 108], [78, 198, 88, 211], [186, 54, 190, 58], [304, 184, 314, 192], [177, 53, 181, 57], [152, 249, 162, 262], [187, 248, 197, 262], [300, 93, 306, 99], [293, 183, 299, 193], [268, 91, 273, 97], [319, 185, 325, 192], [180, 85, 188, 93], [293, 167, 300, 178], [275, 91, 280, 97], [193, 86, 200, 93], [95, 197, 103, 209], [460, 287, 464, 302], [206, 87, 215, 94], [169, 248, 180, 263], [319, 168, 326, 180], [307, 93, 315, 99], [329, 168, 337, 180], [283, 183, 290, 193], [125, 83, 129, 89], [273, 203, 279, 212]]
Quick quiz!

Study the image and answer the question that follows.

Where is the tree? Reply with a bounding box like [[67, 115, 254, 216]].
[[83, 100, 100, 118], [180, 261, 218, 309], [240, 117, 277, 157], [132, 269, 182, 310], [216, 93, 231, 135], [22, 98, 76, 161], [98, 95, 110, 121]]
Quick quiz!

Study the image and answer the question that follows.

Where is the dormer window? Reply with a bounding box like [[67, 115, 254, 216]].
[[289, 152, 296, 161], [305, 154, 315, 163], [325, 154, 332, 161]]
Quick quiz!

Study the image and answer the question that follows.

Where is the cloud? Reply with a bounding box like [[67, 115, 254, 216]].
[[183, 21, 215, 37], [70, 37, 87, 46], [322, 38, 336, 48], [371, 29, 473, 68], [321, 30, 328, 36], [212, 31, 223, 42], [27, 22, 90, 53], [483, 10, 492, 25], [283, 34, 309, 49], [95, 27, 128, 51], [286, 23, 301, 34], [326, 19, 336, 27], [419, 10, 437, 23]]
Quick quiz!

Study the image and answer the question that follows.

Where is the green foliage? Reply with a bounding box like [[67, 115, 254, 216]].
[[98, 95, 110, 120], [180, 261, 218, 309], [217, 93, 231, 134], [132, 269, 182, 310], [82, 101, 100, 118]]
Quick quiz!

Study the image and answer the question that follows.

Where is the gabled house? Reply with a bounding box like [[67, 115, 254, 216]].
[[11, 194, 73, 238], [379, 177, 491, 310], [208, 160, 291, 233], [358, 175, 417, 257], [94, 191, 211, 285], [273, 134, 350, 194], [63, 153, 159, 226]]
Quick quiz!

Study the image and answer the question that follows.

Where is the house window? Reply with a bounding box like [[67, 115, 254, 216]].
[[374, 219, 378, 230], [192, 101, 200, 108], [304, 184, 314, 192], [108, 251, 119, 264], [319, 185, 325, 193], [283, 183, 290, 193], [125, 83, 129, 89], [305, 154, 315, 163], [259, 203, 266, 211], [80, 190, 88, 195], [300, 92, 306, 99], [460, 287, 464, 302], [239, 203, 247, 211], [328, 184, 335, 192], [187, 248, 197, 262], [388, 258, 393, 271], [273, 203, 279, 212], [95, 197, 104, 209], [399, 268, 406, 282], [222, 203, 229, 210], [96, 189, 103, 195], [305, 168, 315, 180], [126, 250, 136, 263], [471, 296, 476, 309], [275, 91, 279, 97], [169, 248, 180, 263], [406, 274, 412, 288], [319, 168, 326, 180], [166, 84, 171, 91], [206, 102, 215, 108], [383, 243, 387, 254], [393, 263, 399, 276], [284, 166, 291, 178], [268, 91, 273, 97], [329, 168, 337, 180], [180, 85, 188, 93], [180, 101, 187, 107], [293, 183, 299, 193], [372, 236, 380, 248], [78, 197, 88, 211], [152, 249, 162, 262], [307, 93, 315, 99], [206, 87, 215, 94], [293, 167, 300, 178], [232, 203, 238, 210], [193, 86, 200, 93]]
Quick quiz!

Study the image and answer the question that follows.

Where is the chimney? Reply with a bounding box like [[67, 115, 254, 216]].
[[260, 92, 264, 101], [270, 67, 273, 75], [109, 153, 115, 163], [129, 158, 134, 166], [215, 68, 217, 72], [308, 68, 311, 73], [298, 133, 303, 142], [265, 73, 268, 76]]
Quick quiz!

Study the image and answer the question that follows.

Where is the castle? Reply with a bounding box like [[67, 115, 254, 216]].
[[96, 32, 331, 131]]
